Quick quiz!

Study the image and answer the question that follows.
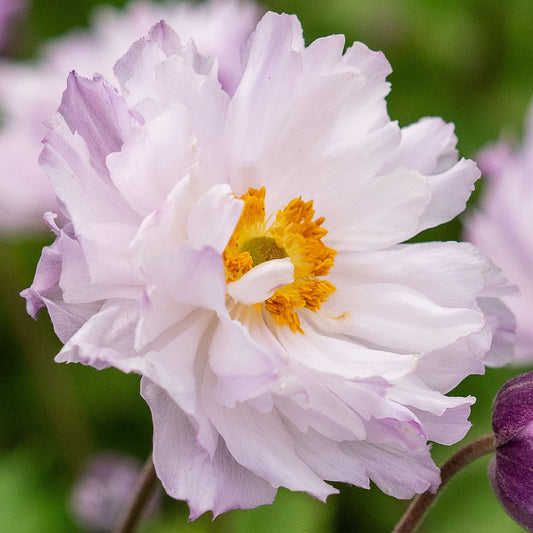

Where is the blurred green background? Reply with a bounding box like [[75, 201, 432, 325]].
[[1, 0, 532, 531]]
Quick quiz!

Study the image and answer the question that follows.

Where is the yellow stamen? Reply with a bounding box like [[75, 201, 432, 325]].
[[224, 187, 337, 333]]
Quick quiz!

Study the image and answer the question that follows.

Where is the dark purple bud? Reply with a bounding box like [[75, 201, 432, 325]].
[[489, 371, 533, 532]]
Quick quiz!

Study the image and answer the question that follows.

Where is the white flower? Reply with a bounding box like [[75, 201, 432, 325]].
[[23, 12, 515, 518]]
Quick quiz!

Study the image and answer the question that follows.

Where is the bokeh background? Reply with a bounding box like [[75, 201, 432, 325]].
[[1, 0, 532, 531]]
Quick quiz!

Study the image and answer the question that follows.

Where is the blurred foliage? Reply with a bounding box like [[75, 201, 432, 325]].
[[1, 0, 533, 531]]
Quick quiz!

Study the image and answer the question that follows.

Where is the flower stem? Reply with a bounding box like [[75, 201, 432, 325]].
[[392, 433, 496, 533], [113, 454, 158, 533]]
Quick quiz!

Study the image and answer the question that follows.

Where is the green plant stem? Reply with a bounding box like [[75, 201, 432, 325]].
[[392, 433, 496, 533], [113, 454, 158, 533]]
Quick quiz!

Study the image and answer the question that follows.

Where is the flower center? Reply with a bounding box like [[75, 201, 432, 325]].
[[223, 187, 337, 333], [241, 236, 288, 265]]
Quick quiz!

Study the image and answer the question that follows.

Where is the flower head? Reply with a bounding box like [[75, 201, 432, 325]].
[[0, 0, 259, 232], [23, 12, 516, 518], [465, 103, 533, 362], [489, 371, 533, 531]]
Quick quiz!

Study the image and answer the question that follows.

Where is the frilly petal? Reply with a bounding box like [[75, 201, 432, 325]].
[[381, 117, 480, 231], [55, 299, 143, 373], [142, 378, 277, 519], [201, 367, 336, 501], [58, 72, 138, 179], [341, 440, 440, 499], [322, 282, 485, 353]]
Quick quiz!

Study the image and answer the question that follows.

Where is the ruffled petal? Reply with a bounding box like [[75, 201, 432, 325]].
[[286, 426, 370, 488], [55, 299, 143, 373], [340, 440, 440, 498], [380, 117, 458, 175], [187, 184, 243, 254], [331, 242, 497, 307], [202, 367, 336, 501], [380, 117, 480, 231], [107, 104, 198, 217], [416, 328, 491, 393], [477, 297, 516, 367], [276, 316, 416, 380], [417, 157, 480, 232], [58, 72, 138, 179], [142, 378, 277, 519], [322, 282, 485, 353], [20, 213, 102, 342], [323, 167, 431, 251], [40, 113, 142, 295], [227, 258, 294, 305], [143, 242, 226, 314], [208, 315, 283, 407], [274, 364, 368, 442], [141, 311, 217, 458]]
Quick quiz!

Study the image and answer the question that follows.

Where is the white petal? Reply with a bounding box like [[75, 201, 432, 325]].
[[341, 440, 440, 498], [380, 117, 480, 231], [208, 316, 282, 407], [276, 316, 416, 380], [141, 378, 277, 520], [286, 425, 370, 488], [40, 114, 142, 294], [323, 283, 485, 353], [187, 184, 243, 253], [381, 117, 458, 175], [131, 175, 200, 262], [227, 258, 294, 305], [201, 367, 336, 501], [275, 364, 367, 441], [331, 242, 496, 308], [55, 299, 144, 373], [411, 403, 473, 446], [325, 376, 420, 423], [477, 297, 516, 367], [154, 53, 229, 182], [226, 13, 304, 174], [325, 167, 431, 251], [107, 104, 197, 217], [145, 242, 226, 313], [134, 284, 194, 352], [58, 72, 137, 179], [416, 329, 490, 393], [418, 157, 480, 231], [142, 311, 209, 410]]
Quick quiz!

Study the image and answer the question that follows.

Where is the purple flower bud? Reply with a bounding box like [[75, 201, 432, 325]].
[[0, 0, 26, 52], [489, 371, 533, 532], [69, 453, 160, 531]]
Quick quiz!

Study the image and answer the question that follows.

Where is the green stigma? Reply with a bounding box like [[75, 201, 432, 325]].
[[241, 236, 287, 266]]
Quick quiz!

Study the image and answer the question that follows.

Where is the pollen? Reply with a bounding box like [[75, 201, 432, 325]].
[[224, 187, 337, 333]]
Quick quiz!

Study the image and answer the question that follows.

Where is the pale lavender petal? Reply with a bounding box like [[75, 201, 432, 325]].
[[331, 242, 496, 308], [381, 117, 480, 231], [324, 282, 485, 353], [341, 440, 440, 498], [142, 378, 277, 519], [55, 299, 143, 373], [59, 72, 138, 179], [202, 368, 336, 501]]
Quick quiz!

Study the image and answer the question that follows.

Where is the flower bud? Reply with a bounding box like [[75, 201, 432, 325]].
[[69, 453, 160, 531], [489, 371, 533, 531]]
